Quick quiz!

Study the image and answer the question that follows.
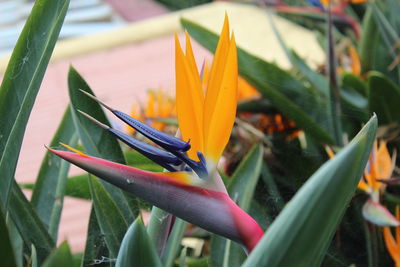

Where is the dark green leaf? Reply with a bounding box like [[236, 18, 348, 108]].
[[181, 18, 334, 144], [81, 209, 110, 267], [342, 73, 367, 97], [368, 71, 400, 124], [116, 218, 162, 267], [31, 107, 78, 239], [242, 116, 377, 267], [8, 182, 54, 264], [88, 176, 128, 258], [68, 66, 138, 221], [0, 205, 17, 267], [360, 6, 398, 82], [237, 99, 275, 114], [261, 163, 285, 211], [0, 0, 70, 207], [7, 219, 23, 267], [42, 242, 74, 267]]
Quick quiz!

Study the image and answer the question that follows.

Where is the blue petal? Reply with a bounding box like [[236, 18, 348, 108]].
[[112, 110, 191, 153], [108, 128, 182, 171]]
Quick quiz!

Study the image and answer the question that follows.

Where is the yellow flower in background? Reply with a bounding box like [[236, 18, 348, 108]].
[[383, 207, 400, 267]]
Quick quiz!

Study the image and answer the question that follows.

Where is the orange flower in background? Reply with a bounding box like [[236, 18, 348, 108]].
[[127, 89, 176, 134], [237, 77, 260, 101], [383, 206, 400, 267], [358, 140, 394, 200], [337, 43, 361, 76]]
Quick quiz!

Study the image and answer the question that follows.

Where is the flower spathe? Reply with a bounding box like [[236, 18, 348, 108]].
[[49, 16, 264, 252]]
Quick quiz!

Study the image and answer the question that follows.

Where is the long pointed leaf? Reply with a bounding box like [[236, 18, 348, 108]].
[[0, 0, 70, 207], [31, 107, 78, 239], [116, 218, 162, 267], [0, 206, 17, 267], [368, 71, 400, 124], [68, 66, 138, 221], [42, 242, 74, 267], [9, 182, 54, 264], [88, 176, 128, 258], [242, 116, 377, 267], [68, 67, 139, 260], [81, 209, 110, 267]]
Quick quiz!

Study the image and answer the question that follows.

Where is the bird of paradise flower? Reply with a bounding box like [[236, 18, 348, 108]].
[[49, 16, 264, 252], [327, 140, 399, 226]]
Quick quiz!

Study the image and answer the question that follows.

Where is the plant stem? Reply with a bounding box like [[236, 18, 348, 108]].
[[326, 3, 343, 146]]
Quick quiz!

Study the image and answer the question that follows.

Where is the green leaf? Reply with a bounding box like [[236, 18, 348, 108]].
[[261, 163, 285, 211], [360, 6, 398, 82], [42, 242, 74, 267], [7, 219, 23, 267], [370, 2, 400, 81], [237, 99, 275, 114], [31, 107, 78, 239], [81, 209, 110, 267], [68, 66, 138, 221], [342, 73, 367, 97], [228, 144, 263, 210], [211, 145, 263, 267], [242, 116, 377, 267], [0, 0, 70, 207], [181, 18, 334, 145], [368, 71, 400, 124], [179, 247, 187, 267], [161, 218, 188, 267], [8, 182, 54, 264], [88, 176, 128, 258], [0, 206, 17, 267], [147, 207, 174, 255], [116, 218, 162, 267], [268, 12, 329, 97], [30, 245, 38, 267]]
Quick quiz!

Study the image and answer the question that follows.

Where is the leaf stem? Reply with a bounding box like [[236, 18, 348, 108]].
[[326, 3, 343, 146]]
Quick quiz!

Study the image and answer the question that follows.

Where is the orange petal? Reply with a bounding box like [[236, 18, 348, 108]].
[[185, 32, 202, 93], [203, 15, 231, 142], [357, 179, 370, 192], [376, 140, 393, 179], [175, 34, 204, 160], [396, 207, 400, 251], [384, 227, 400, 264], [204, 35, 238, 162], [348, 45, 361, 76]]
